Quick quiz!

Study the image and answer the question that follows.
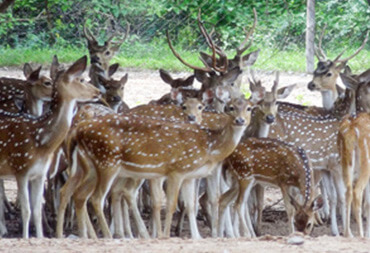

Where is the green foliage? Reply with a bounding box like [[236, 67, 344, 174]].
[[0, 0, 369, 71]]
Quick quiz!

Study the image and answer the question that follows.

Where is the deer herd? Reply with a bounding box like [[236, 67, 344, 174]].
[[0, 9, 369, 240]]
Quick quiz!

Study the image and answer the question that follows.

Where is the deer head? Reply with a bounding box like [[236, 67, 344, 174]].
[[340, 70, 370, 113], [97, 63, 128, 111], [290, 195, 324, 234], [83, 22, 129, 71], [308, 26, 368, 109]]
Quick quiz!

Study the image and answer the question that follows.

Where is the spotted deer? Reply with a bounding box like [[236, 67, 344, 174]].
[[0, 61, 54, 116], [219, 137, 323, 237], [83, 22, 129, 93], [149, 69, 198, 106], [0, 56, 100, 238], [307, 27, 368, 110], [108, 98, 206, 238], [56, 96, 252, 239], [337, 72, 370, 238]]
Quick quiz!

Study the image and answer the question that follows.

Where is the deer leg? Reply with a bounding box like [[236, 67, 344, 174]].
[[72, 149, 99, 239], [110, 187, 124, 238], [16, 176, 31, 238], [163, 175, 183, 238], [206, 165, 221, 237], [281, 186, 296, 233], [123, 178, 149, 239], [332, 169, 346, 231], [342, 147, 355, 238], [90, 168, 119, 239], [322, 171, 340, 236], [0, 180, 8, 237], [364, 183, 370, 238], [122, 199, 133, 238], [220, 172, 235, 237], [150, 178, 165, 238], [235, 179, 255, 237], [30, 174, 47, 238], [218, 179, 239, 237], [56, 168, 84, 238], [182, 179, 201, 239]]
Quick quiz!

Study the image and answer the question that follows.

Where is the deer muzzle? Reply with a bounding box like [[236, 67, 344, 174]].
[[265, 114, 275, 124], [307, 81, 317, 91], [234, 117, 246, 126]]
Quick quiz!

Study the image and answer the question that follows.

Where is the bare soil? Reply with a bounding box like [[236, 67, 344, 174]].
[[0, 66, 368, 252]]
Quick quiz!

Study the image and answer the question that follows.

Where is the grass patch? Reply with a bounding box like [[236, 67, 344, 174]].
[[1, 43, 369, 73]]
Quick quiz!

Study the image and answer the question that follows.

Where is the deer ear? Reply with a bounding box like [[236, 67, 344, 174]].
[[289, 194, 300, 210], [222, 67, 242, 84], [27, 66, 42, 83], [50, 55, 60, 81], [183, 75, 195, 87], [23, 63, 33, 79], [277, 84, 296, 99], [120, 73, 128, 86], [340, 73, 358, 90], [170, 88, 183, 104], [64, 56, 87, 82], [108, 63, 119, 77], [336, 61, 347, 71], [241, 49, 260, 67], [202, 88, 214, 105], [311, 195, 324, 211], [159, 69, 173, 85]]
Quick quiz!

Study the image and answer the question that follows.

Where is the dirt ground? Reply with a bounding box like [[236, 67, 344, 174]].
[[0, 66, 369, 252]]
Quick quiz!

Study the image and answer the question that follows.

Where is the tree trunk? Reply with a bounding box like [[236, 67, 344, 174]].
[[306, 0, 315, 73], [0, 0, 15, 13]]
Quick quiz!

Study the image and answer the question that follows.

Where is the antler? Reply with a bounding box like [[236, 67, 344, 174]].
[[236, 8, 257, 57], [314, 24, 328, 61], [108, 22, 131, 45], [197, 9, 228, 73], [333, 31, 369, 63], [83, 20, 98, 44], [166, 30, 215, 72]]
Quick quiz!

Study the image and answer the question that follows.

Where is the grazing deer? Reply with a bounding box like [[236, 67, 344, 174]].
[[83, 22, 129, 93], [56, 96, 252, 239], [219, 137, 323, 237], [0, 62, 54, 116], [0, 56, 100, 238]]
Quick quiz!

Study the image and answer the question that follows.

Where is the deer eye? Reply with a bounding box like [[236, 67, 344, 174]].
[[198, 105, 203, 110], [105, 51, 111, 56], [247, 107, 252, 111], [182, 105, 187, 110], [228, 106, 234, 111], [306, 222, 312, 229], [80, 78, 85, 83], [44, 81, 52, 86], [326, 72, 332, 77]]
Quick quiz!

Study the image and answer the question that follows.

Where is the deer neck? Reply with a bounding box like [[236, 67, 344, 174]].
[[244, 109, 270, 138], [208, 119, 246, 162], [321, 89, 338, 110], [34, 91, 76, 152], [24, 93, 44, 116]]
